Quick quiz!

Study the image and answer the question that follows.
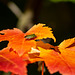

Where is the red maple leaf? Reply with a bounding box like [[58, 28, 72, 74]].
[[0, 23, 56, 56], [0, 47, 28, 75]]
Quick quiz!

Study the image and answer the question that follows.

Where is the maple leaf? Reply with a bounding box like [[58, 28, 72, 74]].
[[58, 38, 75, 49], [0, 48, 28, 75], [0, 28, 36, 56], [25, 23, 56, 42], [0, 23, 56, 56], [28, 38, 75, 75]]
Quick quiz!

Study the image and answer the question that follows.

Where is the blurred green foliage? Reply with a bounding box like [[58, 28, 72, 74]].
[[50, 0, 75, 3]]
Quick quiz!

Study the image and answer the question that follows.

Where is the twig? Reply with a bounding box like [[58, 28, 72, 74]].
[[42, 61, 44, 75]]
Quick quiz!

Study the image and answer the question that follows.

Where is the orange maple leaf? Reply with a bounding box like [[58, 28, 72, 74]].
[[28, 38, 75, 75], [58, 37, 75, 49], [25, 23, 56, 42], [0, 48, 28, 75], [0, 23, 56, 56]]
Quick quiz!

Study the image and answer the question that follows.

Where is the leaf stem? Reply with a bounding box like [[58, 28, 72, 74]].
[[42, 61, 44, 75]]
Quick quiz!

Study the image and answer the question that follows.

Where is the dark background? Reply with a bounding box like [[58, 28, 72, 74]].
[[0, 0, 75, 75]]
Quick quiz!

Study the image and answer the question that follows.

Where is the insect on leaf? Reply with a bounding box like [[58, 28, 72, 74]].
[[25, 34, 36, 39], [25, 23, 56, 42]]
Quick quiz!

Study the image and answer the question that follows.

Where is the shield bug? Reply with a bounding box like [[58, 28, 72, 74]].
[[25, 34, 36, 39]]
